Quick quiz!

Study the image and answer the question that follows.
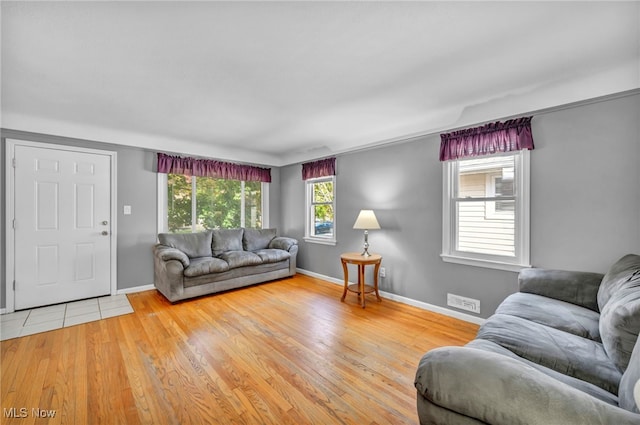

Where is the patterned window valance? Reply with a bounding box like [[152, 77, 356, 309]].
[[439, 117, 534, 161], [301, 157, 336, 180], [157, 153, 271, 183]]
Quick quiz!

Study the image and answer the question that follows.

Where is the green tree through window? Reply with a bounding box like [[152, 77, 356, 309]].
[[312, 180, 334, 235], [305, 176, 335, 243], [167, 174, 262, 232]]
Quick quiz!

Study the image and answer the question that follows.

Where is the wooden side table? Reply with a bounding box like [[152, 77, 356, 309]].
[[340, 252, 382, 308]]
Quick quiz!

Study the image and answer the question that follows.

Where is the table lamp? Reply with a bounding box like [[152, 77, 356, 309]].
[[353, 209, 380, 257]]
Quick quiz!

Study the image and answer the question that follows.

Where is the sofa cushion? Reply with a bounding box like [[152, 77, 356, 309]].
[[218, 251, 262, 269], [618, 337, 640, 413], [496, 292, 601, 341], [158, 231, 212, 259], [253, 249, 291, 264], [212, 228, 244, 256], [476, 314, 622, 394], [598, 254, 640, 372], [243, 228, 277, 251], [466, 339, 620, 407], [184, 257, 230, 277]]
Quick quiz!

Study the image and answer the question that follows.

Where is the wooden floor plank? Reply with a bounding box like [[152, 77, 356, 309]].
[[1, 274, 478, 424]]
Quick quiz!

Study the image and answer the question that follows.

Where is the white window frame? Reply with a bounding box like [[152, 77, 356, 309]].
[[304, 176, 337, 246], [157, 174, 269, 233], [441, 150, 531, 272]]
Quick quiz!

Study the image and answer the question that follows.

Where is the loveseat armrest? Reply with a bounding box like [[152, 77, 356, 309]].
[[518, 268, 603, 312], [269, 237, 298, 252], [415, 346, 640, 425], [154, 244, 190, 268]]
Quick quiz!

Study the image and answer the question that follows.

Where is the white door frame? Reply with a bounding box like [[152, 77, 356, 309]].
[[5, 139, 118, 313]]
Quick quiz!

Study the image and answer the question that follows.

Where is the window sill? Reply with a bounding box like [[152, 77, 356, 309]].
[[441, 254, 531, 273], [304, 236, 337, 246]]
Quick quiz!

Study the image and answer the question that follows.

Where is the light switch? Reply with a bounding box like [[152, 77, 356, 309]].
[[123, 205, 132, 215]]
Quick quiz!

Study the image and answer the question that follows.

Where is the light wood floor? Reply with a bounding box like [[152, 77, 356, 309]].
[[1, 274, 479, 425]]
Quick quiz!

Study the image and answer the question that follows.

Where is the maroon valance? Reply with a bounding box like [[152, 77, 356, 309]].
[[302, 157, 336, 180], [439, 117, 534, 161], [157, 153, 271, 183]]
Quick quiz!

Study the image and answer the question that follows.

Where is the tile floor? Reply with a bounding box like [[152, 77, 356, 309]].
[[0, 294, 134, 341]]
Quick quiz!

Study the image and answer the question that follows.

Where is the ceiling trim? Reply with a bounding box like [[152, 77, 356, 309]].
[[3, 88, 639, 169]]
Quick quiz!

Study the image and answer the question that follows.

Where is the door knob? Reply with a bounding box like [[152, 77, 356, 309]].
[[102, 231, 109, 236], [102, 221, 108, 225]]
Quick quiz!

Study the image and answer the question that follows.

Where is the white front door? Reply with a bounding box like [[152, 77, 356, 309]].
[[13, 144, 113, 310]]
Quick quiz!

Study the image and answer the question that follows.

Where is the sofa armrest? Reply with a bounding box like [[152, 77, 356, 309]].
[[154, 245, 190, 268], [518, 268, 603, 311], [153, 245, 187, 302], [415, 346, 640, 425], [269, 237, 298, 252]]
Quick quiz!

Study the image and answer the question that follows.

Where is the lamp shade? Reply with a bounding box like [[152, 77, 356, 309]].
[[353, 210, 380, 230]]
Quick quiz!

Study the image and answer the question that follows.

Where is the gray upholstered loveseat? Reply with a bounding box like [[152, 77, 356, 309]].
[[415, 254, 640, 425], [153, 228, 298, 302]]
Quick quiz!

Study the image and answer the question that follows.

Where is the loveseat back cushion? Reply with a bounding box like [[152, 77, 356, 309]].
[[243, 228, 277, 251], [598, 254, 640, 372], [598, 254, 640, 310], [212, 228, 244, 256], [158, 231, 212, 259]]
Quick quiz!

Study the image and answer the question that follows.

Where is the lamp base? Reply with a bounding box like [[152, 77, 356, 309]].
[[361, 230, 371, 256]]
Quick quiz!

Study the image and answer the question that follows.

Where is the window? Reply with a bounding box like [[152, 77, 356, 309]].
[[160, 174, 266, 233], [442, 151, 530, 271], [304, 176, 336, 245]]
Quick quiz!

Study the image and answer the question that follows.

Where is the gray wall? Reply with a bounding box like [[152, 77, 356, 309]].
[[0, 130, 283, 309], [530, 95, 640, 271], [2, 92, 638, 314], [280, 92, 640, 318]]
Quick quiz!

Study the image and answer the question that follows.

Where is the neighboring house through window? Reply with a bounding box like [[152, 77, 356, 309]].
[[440, 118, 533, 271]]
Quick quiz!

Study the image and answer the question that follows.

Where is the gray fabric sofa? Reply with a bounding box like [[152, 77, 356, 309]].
[[153, 228, 298, 302], [415, 254, 640, 425]]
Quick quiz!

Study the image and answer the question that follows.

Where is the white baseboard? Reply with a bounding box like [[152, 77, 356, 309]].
[[296, 268, 485, 326], [116, 284, 156, 295], [297, 268, 344, 285], [0, 308, 6, 315]]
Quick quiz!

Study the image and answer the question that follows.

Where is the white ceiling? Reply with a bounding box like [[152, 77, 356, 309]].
[[2, 1, 639, 166]]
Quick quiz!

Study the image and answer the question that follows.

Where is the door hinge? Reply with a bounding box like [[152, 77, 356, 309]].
[[13, 280, 16, 291], [12, 157, 17, 168], [12, 219, 17, 229]]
